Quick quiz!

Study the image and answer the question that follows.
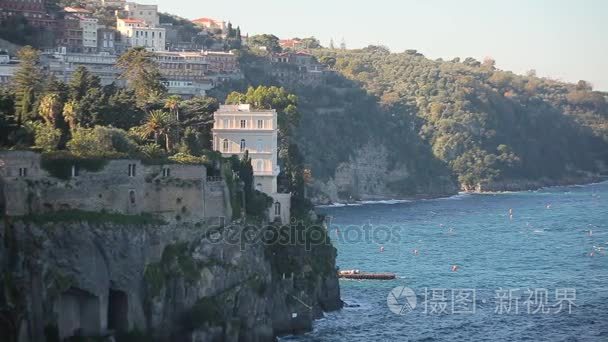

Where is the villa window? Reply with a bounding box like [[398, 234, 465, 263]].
[[274, 202, 281, 216], [240, 119, 247, 128], [257, 120, 264, 129], [129, 190, 136, 204], [128, 164, 137, 177], [71, 165, 79, 177], [222, 139, 229, 152], [18, 167, 28, 177], [256, 139, 262, 152], [222, 119, 230, 128], [256, 183, 262, 191], [162, 167, 170, 177], [240, 139, 246, 152], [256, 160, 263, 171]]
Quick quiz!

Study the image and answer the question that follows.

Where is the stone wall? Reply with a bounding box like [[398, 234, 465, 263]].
[[0, 151, 231, 222]]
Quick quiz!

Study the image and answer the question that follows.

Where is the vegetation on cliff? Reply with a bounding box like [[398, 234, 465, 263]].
[[311, 47, 608, 189], [222, 45, 608, 192]]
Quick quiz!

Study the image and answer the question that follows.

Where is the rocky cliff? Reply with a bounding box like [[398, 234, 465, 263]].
[[307, 142, 458, 204], [0, 218, 341, 341]]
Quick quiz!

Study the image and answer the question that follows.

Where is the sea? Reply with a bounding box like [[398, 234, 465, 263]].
[[283, 181, 608, 341]]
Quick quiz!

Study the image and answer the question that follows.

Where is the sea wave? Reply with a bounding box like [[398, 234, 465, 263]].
[[357, 199, 412, 205], [316, 199, 411, 208], [431, 192, 472, 201]]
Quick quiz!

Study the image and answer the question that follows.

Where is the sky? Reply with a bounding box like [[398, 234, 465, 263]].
[[150, 0, 608, 90]]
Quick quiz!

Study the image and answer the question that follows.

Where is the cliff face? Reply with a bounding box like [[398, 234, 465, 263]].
[[461, 174, 606, 193], [308, 142, 458, 204], [0, 219, 341, 342]]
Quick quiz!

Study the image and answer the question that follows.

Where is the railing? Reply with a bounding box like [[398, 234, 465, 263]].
[[253, 170, 276, 176], [214, 125, 274, 130], [220, 149, 271, 154], [206, 176, 223, 182]]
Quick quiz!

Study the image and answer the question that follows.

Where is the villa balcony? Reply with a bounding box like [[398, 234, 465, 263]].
[[254, 166, 280, 176]]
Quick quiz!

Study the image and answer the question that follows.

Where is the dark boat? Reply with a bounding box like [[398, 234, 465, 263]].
[[338, 270, 396, 280]]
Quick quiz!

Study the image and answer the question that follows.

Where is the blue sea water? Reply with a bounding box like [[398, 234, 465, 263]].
[[284, 181, 608, 341]]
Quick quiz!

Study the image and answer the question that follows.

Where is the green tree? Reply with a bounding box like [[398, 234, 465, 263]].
[[300, 37, 321, 49], [69, 66, 101, 101], [12, 46, 44, 122], [28, 121, 61, 152], [97, 88, 144, 129], [0, 89, 16, 146], [68, 126, 138, 158], [116, 48, 166, 107], [249, 34, 282, 53]]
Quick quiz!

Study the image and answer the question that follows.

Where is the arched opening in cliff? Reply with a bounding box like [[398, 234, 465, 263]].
[[107, 289, 128, 333], [55, 287, 101, 339], [0, 176, 6, 217], [0, 310, 17, 342]]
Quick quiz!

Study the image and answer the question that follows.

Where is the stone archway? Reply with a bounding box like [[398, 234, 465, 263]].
[[107, 289, 128, 333], [55, 287, 101, 339], [0, 176, 6, 218], [0, 310, 18, 342]]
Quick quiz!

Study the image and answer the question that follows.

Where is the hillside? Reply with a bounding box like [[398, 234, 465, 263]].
[[226, 46, 608, 200]]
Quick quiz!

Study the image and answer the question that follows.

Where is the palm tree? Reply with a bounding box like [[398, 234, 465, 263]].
[[164, 95, 182, 121], [62, 100, 79, 130], [38, 93, 61, 126], [139, 110, 174, 151]]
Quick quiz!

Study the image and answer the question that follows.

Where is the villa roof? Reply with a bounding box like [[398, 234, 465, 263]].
[[192, 17, 218, 24], [120, 18, 145, 24], [274, 51, 313, 57], [279, 38, 302, 48]]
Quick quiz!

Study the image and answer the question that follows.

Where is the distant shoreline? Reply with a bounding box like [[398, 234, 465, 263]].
[[314, 175, 608, 208]]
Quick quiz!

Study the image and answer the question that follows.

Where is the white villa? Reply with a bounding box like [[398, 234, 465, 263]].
[[116, 17, 165, 51], [212, 104, 291, 224]]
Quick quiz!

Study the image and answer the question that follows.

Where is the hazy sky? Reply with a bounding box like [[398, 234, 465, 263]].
[[150, 0, 608, 90]]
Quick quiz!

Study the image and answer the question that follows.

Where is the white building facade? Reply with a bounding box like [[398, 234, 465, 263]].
[[123, 2, 159, 26], [79, 17, 99, 52], [116, 18, 165, 51], [212, 104, 291, 223]]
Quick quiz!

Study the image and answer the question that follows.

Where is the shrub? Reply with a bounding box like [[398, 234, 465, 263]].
[[67, 126, 137, 158], [138, 143, 166, 160], [40, 151, 108, 179], [168, 152, 207, 165], [27, 121, 61, 152]]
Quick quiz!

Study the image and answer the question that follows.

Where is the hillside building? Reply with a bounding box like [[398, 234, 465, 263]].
[[121, 2, 159, 27], [212, 104, 291, 224], [44, 49, 123, 86], [116, 17, 165, 51], [0, 0, 56, 28], [192, 17, 226, 31]]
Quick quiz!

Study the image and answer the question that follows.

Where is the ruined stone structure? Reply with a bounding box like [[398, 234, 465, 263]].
[[0, 151, 231, 222]]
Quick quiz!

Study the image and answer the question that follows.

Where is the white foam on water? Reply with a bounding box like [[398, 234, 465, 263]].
[[356, 199, 412, 205]]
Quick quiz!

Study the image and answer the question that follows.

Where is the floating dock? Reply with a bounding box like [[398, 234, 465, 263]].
[[338, 271, 396, 280]]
